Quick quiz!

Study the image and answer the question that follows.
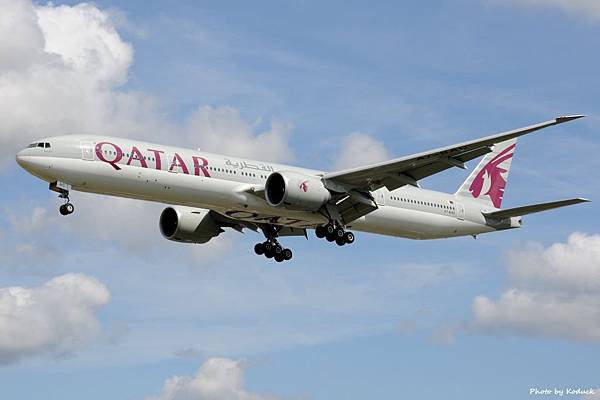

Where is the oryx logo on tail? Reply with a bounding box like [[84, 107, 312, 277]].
[[455, 139, 517, 208], [468, 144, 515, 208]]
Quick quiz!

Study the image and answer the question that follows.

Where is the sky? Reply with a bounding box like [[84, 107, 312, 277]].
[[0, 0, 599, 399]]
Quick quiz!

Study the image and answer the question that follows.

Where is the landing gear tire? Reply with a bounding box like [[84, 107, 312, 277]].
[[315, 225, 326, 238], [326, 224, 335, 235], [59, 203, 74, 216], [344, 231, 355, 244], [317, 221, 356, 247], [255, 230, 293, 262], [274, 244, 283, 255], [65, 203, 74, 214]]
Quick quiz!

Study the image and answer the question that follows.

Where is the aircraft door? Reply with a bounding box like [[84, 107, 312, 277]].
[[456, 203, 465, 220], [81, 141, 94, 161], [375, 189, 386, 206]]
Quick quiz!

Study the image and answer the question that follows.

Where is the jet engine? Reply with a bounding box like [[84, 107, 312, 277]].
[[265, 171, 331, 211], [159, 206, 223, 244]]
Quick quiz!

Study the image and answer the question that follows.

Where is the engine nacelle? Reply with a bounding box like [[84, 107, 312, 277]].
[[159, 206, 223, 244], [265, 171, 331, 211]]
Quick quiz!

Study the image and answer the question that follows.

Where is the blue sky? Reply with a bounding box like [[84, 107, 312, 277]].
[[0, 1, 599, 399]]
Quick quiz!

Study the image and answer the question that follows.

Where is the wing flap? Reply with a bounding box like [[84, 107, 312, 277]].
[[483, 198, 590, 219]]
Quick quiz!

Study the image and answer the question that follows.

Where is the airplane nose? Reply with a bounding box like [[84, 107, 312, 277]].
[[15, 150, 26, 167], [15, 150, 36, 171]]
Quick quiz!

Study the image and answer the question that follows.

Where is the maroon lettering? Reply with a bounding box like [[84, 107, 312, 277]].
[[95, 142, 123, 170], [127, 146, 148, 168], [169, 153, 189, 174], [148, 148, 164, 170], [192, 156, 211, 177], [253, 216, 281, 224]]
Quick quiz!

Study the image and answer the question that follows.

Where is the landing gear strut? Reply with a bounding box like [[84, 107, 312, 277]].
[[315, 222, 355, 246]]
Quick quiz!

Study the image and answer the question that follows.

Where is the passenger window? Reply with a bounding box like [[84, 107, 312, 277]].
[[45, 143, 50, 148], [37, 143, 44, 148]]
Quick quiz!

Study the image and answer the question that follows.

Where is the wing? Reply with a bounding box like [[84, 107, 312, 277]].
[[324, 115, 584, 193], [323, 115, 585, 225]]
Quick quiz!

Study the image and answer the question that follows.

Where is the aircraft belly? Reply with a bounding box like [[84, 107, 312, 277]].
[[349, 206, 493, 239]]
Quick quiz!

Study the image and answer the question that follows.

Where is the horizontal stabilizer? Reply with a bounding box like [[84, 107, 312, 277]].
[[483, 198, 590, 219]]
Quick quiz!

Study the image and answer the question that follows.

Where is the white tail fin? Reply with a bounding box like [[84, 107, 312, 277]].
[[455, 139, 517, 208]]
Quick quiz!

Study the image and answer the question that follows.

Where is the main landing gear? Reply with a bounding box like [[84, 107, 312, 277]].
[[315, 223, 355, 246], [254, 240, 293, 263], [255, 225, 294, 263]]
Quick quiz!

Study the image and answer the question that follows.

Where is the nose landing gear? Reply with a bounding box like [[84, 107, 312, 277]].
[[50, 182, 75, 216], [315, 223, 355, 246]]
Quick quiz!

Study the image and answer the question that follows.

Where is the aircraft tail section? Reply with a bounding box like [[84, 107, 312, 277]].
[[455, 138, 517, 208], [483, 198, 590, 219]]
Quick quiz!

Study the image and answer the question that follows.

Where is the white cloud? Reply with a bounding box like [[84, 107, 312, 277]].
[[0, 0, 292, 266], [147, 357, 280, 400], [184, 106, 293, 163], [471, 233, 600, 341], [332, 132, 391, 170], [496, 0, 600, 21], [0, 273, 110, 365], [507, 232, 600, 293], [0, 0, 294, 166], [1, 193, 233, 266]]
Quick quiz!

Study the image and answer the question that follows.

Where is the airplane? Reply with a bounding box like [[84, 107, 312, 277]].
[[15, 115, 590, 262]]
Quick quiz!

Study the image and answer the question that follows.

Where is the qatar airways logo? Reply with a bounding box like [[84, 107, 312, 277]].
[[468, 144, 515, 208], [95, 142, 211, 177], [299, 180, 309, 192]]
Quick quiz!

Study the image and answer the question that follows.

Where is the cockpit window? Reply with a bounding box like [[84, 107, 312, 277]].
[[27, 142, 51, 149]]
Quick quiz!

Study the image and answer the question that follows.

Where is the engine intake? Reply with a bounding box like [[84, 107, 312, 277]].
[[159, 206, 223, 244], [265, 171, 331, 211]]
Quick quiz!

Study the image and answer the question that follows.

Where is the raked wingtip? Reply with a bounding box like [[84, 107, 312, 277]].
[[556, 115, 586, 123]]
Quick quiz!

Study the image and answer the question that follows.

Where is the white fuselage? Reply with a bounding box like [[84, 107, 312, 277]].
[[16, 135, 516, 240]]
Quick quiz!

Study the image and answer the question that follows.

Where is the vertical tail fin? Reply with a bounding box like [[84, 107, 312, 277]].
[[455, 139, 517, 208]]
